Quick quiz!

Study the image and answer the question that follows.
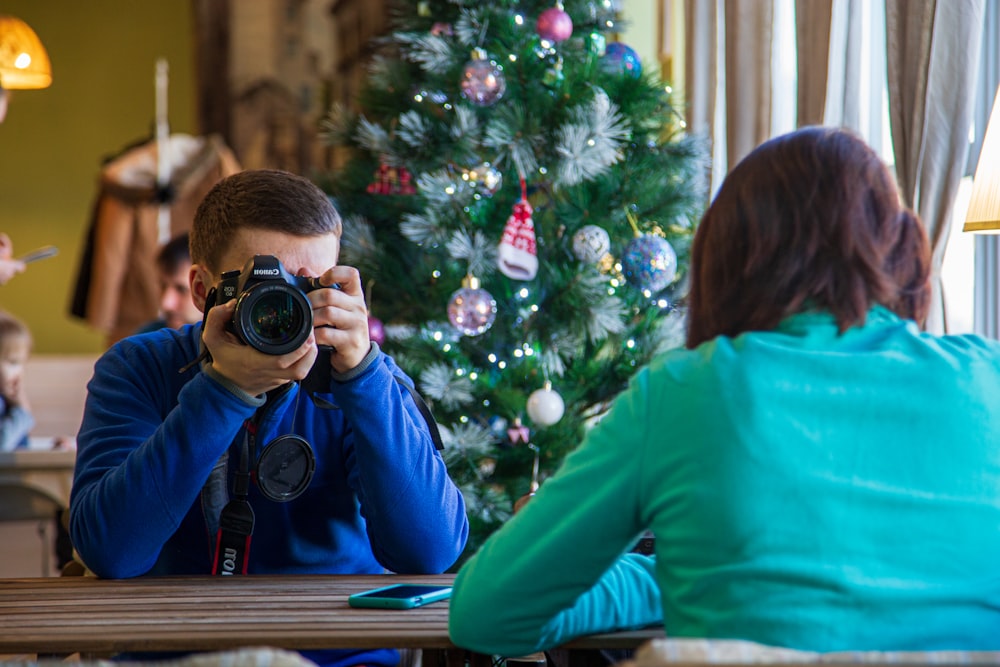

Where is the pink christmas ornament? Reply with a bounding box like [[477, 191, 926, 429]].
[[430, 22, 453, 36], [367, 315, 386, 346], [537, 5, 573, 43], [447, 275, 497, 336], [507, 418, 531, 446], [460, 48, 506, 107], [497, 186, 539, 281]]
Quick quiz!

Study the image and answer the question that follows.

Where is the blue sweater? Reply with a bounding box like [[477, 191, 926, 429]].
[[451, 307, 1000, 655], [71, 323, 468, 666], [0, 394, 33, 452]]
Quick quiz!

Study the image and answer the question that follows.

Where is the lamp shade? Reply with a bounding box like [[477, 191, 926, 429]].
[[0, 15, 52, 90], [965, 84, 1000, 233]]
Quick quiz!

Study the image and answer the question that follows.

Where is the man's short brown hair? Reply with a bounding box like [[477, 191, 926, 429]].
[[191, 169, 343, 273]]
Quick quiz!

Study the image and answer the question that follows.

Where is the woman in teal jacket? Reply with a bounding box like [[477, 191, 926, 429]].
[[449, 127, 1000, 654]]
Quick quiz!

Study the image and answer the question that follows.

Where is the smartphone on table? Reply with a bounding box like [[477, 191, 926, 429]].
[[347, 583, 452, 610]]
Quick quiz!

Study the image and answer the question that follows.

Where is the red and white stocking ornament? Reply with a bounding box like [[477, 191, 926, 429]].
[[497, 180, 539, 280]]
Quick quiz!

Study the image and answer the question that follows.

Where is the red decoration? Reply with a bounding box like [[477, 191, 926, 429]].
[[367, 161, 417, 195], [497, 178, 539, 281]]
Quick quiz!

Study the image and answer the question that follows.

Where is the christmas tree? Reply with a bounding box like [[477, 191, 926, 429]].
[[320, 0, 708, 557]]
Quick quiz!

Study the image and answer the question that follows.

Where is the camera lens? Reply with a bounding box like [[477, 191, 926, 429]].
[[251, 292, 302, 339], [235, 283, 312, 355]]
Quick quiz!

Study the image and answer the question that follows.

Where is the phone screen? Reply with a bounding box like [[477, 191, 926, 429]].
[[353, 584, 448, 599], [348, 583, 453, 609]]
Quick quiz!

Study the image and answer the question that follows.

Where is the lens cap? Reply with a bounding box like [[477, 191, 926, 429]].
[[255, 435, 316, 502]]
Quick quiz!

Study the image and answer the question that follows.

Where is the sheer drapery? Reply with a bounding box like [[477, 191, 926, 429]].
[[973, 2, 1000, 339], [683, 0, 773, 196], [885, 0, 985, 334], [683, 0, 718, 140], [724, 0, 774, 170], [794, 0, 832, 127], [683, 0, 721, 200]]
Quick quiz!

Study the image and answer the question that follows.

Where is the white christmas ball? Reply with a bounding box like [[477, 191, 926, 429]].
[[526, 386, 565, 426], [572, 225, 611, 263]]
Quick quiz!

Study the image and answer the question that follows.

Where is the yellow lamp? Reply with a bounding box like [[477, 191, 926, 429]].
[[0, 15, 52, 90], [964, 84, 1000, 233]]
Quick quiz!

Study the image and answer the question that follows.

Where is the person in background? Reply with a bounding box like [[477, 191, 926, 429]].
[[71, 169, 468, 667], [0, 309, 34, 451], [449, 126, 1000, 654], [135, 232, 201, 333], [0, 233, 26, 285]]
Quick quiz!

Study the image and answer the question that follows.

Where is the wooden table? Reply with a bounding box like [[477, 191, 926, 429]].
[[0, 574, 663, 663]]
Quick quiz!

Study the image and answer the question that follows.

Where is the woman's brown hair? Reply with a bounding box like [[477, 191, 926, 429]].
[[685, 126, 931, 348]]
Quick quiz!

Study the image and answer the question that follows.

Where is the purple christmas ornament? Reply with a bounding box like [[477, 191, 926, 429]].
[[367, 315, 386, 346], [537, 5, 573, 43]]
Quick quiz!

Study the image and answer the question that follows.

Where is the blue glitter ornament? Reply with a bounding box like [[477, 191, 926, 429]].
[[623, 234, 677, 292], [601, 42, 642, 78]]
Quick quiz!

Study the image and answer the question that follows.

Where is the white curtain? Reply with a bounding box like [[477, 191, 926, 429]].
[[973, 1, 1000, 338], [684, 0, 722, 200], [885, 0, 985, 334]]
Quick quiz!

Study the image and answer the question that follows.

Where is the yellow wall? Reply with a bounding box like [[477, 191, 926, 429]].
[[0, 1, 196, 353]]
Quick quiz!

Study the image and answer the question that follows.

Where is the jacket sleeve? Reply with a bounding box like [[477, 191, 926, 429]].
[[0, 400, 34, 452], [330, 351, 469, 574], [448, 367, 663, 656], [70, 338, 260, 578]]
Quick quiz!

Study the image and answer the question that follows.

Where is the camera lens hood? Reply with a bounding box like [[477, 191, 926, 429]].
[[234, 282, 313, 355]]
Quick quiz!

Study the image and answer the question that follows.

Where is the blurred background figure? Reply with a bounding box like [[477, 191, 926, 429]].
[[0, 309, 33, 451], [0, 233, 26, 285], [136, 232, 200, 333]]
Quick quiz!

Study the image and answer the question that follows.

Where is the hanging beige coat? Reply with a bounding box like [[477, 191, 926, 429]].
[[70, 134, 241, 347]]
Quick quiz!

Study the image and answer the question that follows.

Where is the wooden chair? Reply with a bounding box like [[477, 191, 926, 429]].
[[0, 482, 64, 576]]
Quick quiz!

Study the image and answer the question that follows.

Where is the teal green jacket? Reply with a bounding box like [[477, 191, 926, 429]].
[[450, 307, 1000, 655]]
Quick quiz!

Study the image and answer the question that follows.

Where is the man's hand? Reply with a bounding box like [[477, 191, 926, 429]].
[[202, 299, 318, 396], [308, 265, 371, 373]]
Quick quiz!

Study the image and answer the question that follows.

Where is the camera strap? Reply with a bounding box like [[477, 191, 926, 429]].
[[211, 417, 257, 575]]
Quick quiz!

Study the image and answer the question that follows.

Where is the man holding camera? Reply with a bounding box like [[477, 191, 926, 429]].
[[70, 169, 469, 667]]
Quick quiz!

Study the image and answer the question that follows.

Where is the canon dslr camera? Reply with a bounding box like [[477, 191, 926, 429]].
[[204, 254, 334, 390]]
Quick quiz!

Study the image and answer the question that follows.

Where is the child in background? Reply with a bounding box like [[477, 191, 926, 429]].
[[0, 310, 34, 451]]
